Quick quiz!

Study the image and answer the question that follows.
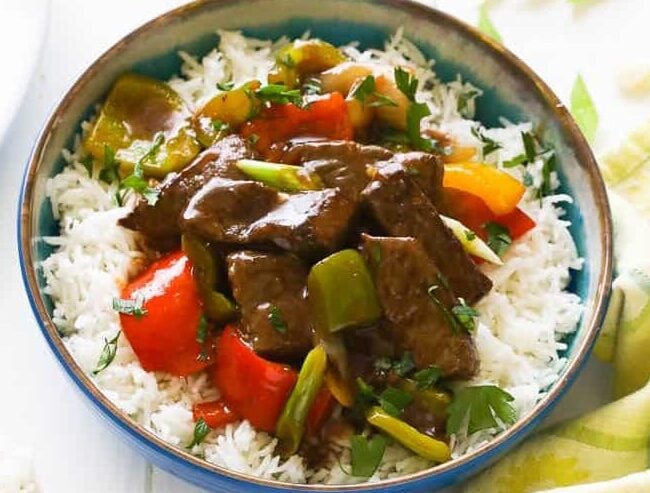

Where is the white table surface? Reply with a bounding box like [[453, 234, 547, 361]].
[[0, 0, 646, 491]]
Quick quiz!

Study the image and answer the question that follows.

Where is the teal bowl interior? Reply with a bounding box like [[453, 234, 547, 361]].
[[19, 1, 612, 491]]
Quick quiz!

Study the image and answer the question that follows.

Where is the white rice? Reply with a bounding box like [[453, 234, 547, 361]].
[[41, 30, 582, 484]]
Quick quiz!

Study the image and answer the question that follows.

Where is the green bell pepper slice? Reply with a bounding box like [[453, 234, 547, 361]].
[[181, 234, 235, 323], [83, 73, 200, 179], [366, 406, 451, 463], [276, 345, 328, 457], [236, 159, 323, 192], [308, 249, 382, 334]]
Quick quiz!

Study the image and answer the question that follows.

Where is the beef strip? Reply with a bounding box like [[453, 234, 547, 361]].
[[119, 135, 254, 249], [182, 180, 355, 257], [227, 250, 313, 360], [181, 177, 282, 244], [361, 234, 478, 379], [246, 188, 356, 256], [361, 166, 492, 304], [280, 140, 443, 205]]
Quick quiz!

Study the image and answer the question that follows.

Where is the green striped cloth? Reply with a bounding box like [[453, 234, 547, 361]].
[[465, 121, 650, 492]]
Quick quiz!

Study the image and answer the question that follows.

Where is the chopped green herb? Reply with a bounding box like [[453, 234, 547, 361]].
[[369, 243, 382, 266], [447, 385, 517, 435], [471, 127, 501, 157], [478, 3, 503, 43], [457, 88, 481, 117], [247, 133, 260, 146], [211, 119, 231, 132], [187, 418, 211, 449], [352, 75, 398, 108], [216, 81, 234, 91], [522, 131, 537, 162], [523, 170, 534, 187], [349, 434, 386, 477], [451, 302, 478, 333], [393, 352, 415, 377], [465, 230, 477, 241], [268, 304, 288, 334], [570, 74, 599, 143], [92, 331, 120, 375], [378, 386, 413, 417], [99, 145, 119, 184], [503, 154, 527, 168], [484, 221, 512, 257], [196, 315, 209, 344], [112, 295, 147, 318], [407, 102, 437, 152], [413, 367, 442, 390], [255, 84, 303, 106], [80, 155, 94, 177], [538, 153, 556, 199], [427, 285, 466, 335], [352, 75, 377, 103], [119, 133, 165, 206], [394, 67, 418, 102]]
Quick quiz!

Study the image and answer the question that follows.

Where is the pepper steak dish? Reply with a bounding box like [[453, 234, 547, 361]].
[[42, 31, 583, 483]]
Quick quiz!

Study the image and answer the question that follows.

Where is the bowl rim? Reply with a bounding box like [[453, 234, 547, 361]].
[[18, 0, 613, 490]]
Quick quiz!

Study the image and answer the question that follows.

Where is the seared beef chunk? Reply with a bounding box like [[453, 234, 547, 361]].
[[182, 178, 282, 244], [282, 140, 392, 196], [401, 401, 447, 440], [119, 135, 254, 249], [227, 251, 313, 360], [362, 166, 491, 304], [247, 188, 356, 256], [280, 140, 443, 205], [183, 183, 355, 257], [361, 234, 478, 379]]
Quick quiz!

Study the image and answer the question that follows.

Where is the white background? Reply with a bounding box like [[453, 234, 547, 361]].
[[0, 0, 646, 491]]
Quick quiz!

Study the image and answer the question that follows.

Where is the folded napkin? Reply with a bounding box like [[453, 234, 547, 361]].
[[465, 121, 650, 492]]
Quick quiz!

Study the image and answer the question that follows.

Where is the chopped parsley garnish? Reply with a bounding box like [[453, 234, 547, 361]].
[[451, 302, 478, 333], [255, 84, 302, 106], [211, 119, 231, 133], [247, 133, 260, 146], [456, 88, 481, 117], [92, 331, 120, 375], [378, 386, 413, 417], [394, 67, 418, 102], [268, 304, 288, 334], [501, 131, 556, 198], [196, 315, 209, 344], [373, 357, 393, 372], [99, 145, 119, 184], [447, 385, 517, 435], [112, 295, 147, 318], [216, 81, 234, 91], [539, 153, 556, 199], [427, 284, 477, 335], [413, 366, 442, 390], [484, 221, 512, 257], [351, 75, 397, 108], [80, 155, 94, 177], [356, 377, 377, 405], [349, 434, 386, 477], [406, 102, 437, 152], [471, 126, 501, 157], [119, 132, 165, 206], [522, 131, 537, 162], [187, 418, 211, 449], [465, 230, 477, 241]]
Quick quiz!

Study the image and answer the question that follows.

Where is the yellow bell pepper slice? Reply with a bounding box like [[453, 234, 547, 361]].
[[443, 162, 525, 216]]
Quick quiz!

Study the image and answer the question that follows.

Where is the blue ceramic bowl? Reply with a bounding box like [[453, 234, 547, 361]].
[[18, 1, 612, 491]]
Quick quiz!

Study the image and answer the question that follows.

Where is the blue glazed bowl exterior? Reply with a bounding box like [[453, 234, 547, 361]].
[[18, 1, 612, 491]]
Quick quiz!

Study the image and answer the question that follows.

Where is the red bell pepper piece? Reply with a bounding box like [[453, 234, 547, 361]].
[[240, 92, 353, 159], [119, 251, 214, 377], [442, 187, 535, 242], [211, 326, 298, 433], [193, 400, 239, 429], [306, 386, 336, 435]]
